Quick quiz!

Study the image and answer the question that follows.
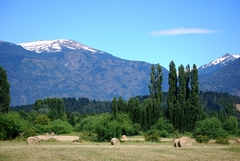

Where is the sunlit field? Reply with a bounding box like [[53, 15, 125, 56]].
[[1, 138, 240, 161]]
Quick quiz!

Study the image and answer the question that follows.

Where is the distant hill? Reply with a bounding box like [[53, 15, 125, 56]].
[[0, 40, 169, 106]]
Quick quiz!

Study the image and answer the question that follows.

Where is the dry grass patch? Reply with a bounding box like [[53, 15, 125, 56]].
[[0, 140, 240, 161]]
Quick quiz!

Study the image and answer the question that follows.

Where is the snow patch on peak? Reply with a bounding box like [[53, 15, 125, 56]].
[[199, 53, 240, 69], [19, 39, 98, 53]]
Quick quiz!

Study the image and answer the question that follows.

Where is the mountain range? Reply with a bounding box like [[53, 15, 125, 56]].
[[0, 39, 239, 106]]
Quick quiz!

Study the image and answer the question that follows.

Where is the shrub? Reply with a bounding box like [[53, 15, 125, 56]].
[[48, 119, 73, 134], [195, 135, 210, 143], [144, 132, 160, 142], [215, 137, 229, 145], [23, 129, 37, 139], [194, 117, 228, 139], [79, 131, 97, 142], [74, 113, 139, 142], [33, 123, 51, 133], [222, 116, 238, 135], [35, 114, 51, 125], [150, 117, 174, 137], [0, 112, 30, 140]]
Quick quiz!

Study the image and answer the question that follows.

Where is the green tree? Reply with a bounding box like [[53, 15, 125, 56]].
[[167, 61, 178, 125], [148, 64, 163, 126], [0, 67, 10, 113], [0, 112, 30, 140], [33, 99, 43, 111], [48, 119, 72, 134], [194, 117, 228, 139], [177, 64, 186, 132], [188, 64, 203, 131], [222, 116, 238, 135], [112, 97, 118, 118], [35, 114, 51, 125]]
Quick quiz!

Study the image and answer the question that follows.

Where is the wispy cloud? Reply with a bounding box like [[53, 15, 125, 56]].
[[150, 28, 219, 36]]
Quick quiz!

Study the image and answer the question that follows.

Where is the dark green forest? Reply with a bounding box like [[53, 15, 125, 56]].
[[1, 63, 240, 143]]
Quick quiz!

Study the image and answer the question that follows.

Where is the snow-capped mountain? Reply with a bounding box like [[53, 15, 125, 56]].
[[199, 53, 240, 69], [19, 39, 98, 53], [198, 53, 240, 77]]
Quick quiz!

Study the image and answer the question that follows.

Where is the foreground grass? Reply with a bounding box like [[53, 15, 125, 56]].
[[0, 140, 240, 161]]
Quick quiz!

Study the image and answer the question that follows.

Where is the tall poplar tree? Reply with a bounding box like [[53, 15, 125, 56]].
[[167, 61, 178, 125], [112, 96, 118, 118], [0, 67, 10, 113], [148, 63, 163, 124], [188, 64, 202, 131], [177, 64, 187, 132]]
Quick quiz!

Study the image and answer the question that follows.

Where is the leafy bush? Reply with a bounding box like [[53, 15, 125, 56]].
[[144, 132, 160, 142], [23, 129, 37, 139], [195, 135, 210, 143], [0, 112, 30, 140], [74, 113, 140, 142], [48, 119, 72, 134], [222, 116, 238, 135], [33, 124, 50, 133], [35, 114, 51, 125], [215, 137, 229, 145], [150, 117, 174, 137], [193, 117, 228, 139], [79, 131, 97, 142]]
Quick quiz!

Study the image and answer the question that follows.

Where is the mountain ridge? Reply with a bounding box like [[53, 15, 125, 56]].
[[0, 40, 169, 106], [0, 39, 239, 106]]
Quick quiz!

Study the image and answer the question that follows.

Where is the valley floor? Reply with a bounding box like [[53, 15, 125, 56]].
[[0, 137, 240, 161]]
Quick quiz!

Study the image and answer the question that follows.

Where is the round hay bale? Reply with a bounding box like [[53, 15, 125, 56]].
[[173, 139, 180, 147], [111, 138, 120, 145], [121, 135, 129, 141], [45, 133, 50, 140], [26, 137, 40, 145], [178, 137, 192, 147], [235, 138, 240, 143]]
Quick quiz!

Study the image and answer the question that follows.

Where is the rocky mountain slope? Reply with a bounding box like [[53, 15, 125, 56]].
[[0, 39, 239, 106], [0, 40, 169, 106], [198, 53, 240, 77], [199, 57, 240, 96]]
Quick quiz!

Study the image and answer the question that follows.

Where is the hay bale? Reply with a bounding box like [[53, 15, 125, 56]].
[[235, 138, 240, 143], [236, 104, 240, 111], [177, 137, 192, 147], [111, 138, 120, 145], [45, 133, 50, 140], [120, 135, 129, 141], [50, 132, 55, 139], [26, 136, 40, 145], [173, 139, 180, 147]]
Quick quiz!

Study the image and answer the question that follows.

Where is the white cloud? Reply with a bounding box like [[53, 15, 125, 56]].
[[150, 28, 219, 36]]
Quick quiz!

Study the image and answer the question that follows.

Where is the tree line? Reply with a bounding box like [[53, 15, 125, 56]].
[[1, 62, 240, 141]]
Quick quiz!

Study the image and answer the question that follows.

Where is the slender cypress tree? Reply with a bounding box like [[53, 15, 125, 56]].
[[0, 67, 10, 113]]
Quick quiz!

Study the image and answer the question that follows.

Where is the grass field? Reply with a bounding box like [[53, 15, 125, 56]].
[[1, 139, 240, 161]]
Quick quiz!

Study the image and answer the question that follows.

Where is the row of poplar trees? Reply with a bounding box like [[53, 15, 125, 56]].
[[167, 61, 204, 132], [112, 61, 204, 132]]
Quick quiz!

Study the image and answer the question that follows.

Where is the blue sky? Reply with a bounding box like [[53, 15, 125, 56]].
[[0, 0, 239, 69]]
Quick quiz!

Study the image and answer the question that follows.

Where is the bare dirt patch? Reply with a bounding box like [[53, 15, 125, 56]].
[[37, 135, 79, 141]]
